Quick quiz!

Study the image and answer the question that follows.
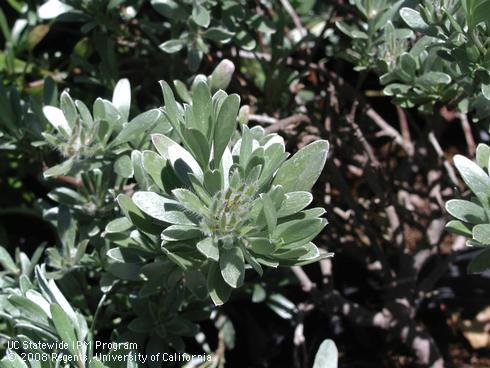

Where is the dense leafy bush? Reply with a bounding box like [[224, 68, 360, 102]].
[[338, 0, 490, 116], [1, 0, 490, 367], [446, 144, 490, 272]]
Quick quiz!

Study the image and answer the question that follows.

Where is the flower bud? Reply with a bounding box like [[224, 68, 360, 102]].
[[208, 59, 235, 91]]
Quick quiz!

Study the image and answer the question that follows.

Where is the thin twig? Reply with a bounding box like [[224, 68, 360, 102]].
[[428, 131, 459, 187], [292, 266, 316, 292], [279, 0, 307, 38], [396, 106, 414, 156], [248, 113, 311, 133], [291, 261, 443, 366], [248, 114, 277, 125], [457, 112, 476, 156], [346, 114, 380, 167], [366, 108, 407, 152]]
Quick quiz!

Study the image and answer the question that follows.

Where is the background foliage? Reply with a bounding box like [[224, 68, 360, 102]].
[[1, 0, 490, 367]]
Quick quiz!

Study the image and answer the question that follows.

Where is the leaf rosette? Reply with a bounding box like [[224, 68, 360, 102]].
[[111, 79, 331, 305]]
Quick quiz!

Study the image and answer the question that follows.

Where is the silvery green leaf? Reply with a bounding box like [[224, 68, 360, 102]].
[[446, 199, 487, 224], [263, 133, 285, 148], [192, 74, 208, 92], [35, 266, 78, 328], [38, 0, 73, 19], [112, 78, 131, 121], [197, 237, 219, 261], [445, 220, 472, 237], [8, 295, 49, 325], [202, 27, 234, 43], [112, 109, 161, 146], [159, 39, 184, 53], [128, 317, 153, 333], [161, 225, 201, 241], [273, 140, 329, 193], [105, 217, 133, 233], [467, 248, 490, 273], [246, 163, 263, 183], [274, 245, 311, 259], [131, 150, 150, 190], [476, 143, 490, 171], [172, 188, 206, 215], [274, 218, 326, 246], [25, 290, 51, 316], [244, 147, 264, 174], [238, 105, 249, 125], [471, 0, 490, 27], [116, 194, 162, 234], [75, 100, 94, 128], [184, 103, 197, 129], [417, 72, 451, 89], [191, 4, 210, 27], [204, 169, 221, 195], [249, 237, 274, 255], [207, 262, 231, 305], [242, 247, 263, 276], [467, 239, 485, 247], [43, 157, 75, 178], [296, 242, 321, 261], [168, 144, 204, 186], [399, 8, 429, 32], [106, 262, 142, 281], [181, 127, 210, 169], [159, 81, 180, 130], [313, 339, 338, 368], [454, 154, 490, 195], [114, 154, 133, 178], [0, 246, 19, 274], [106, 248, 143, 263], [212, 89, 227, 117], [300, 207, 327, 219], [268, 185, 285, 209], [220, 146, 233, 189], [174, 80, 192, 103], [383, 83, 411, 97], [93, 98, 122, 129], [189, 174, 212, 206], [58, 205, 76, 250], [43, 106, 72, 136], [209, 59, 235, 91], [151, 0, 186, 18], [278, 192, 313, 218], [0, 350, 28, 368], [267, 294, 296, 319], [41, 132, 62, 146], [50, 304, 79, 356], [259, 143, 289, 188], [132, 191, 195, 225], [335, 21, 367, 39], [472, 224, 490, 245], [213, 94, 240, 164], [260, 193, 277, 233], [96, 120, 112, 145], [42, 76, 57, 105], [482, 83, 490, 100], [152, 133, 203, 183], [142, 150, 167, 191], [239, 125, 253, 167], [191, 81, 212, 135], [60, 90, 77, 129], [185, 270, 208, 299], [252, 284, 266, 303], [220, 246, 245, 288], [399, 53, 417, 77]]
